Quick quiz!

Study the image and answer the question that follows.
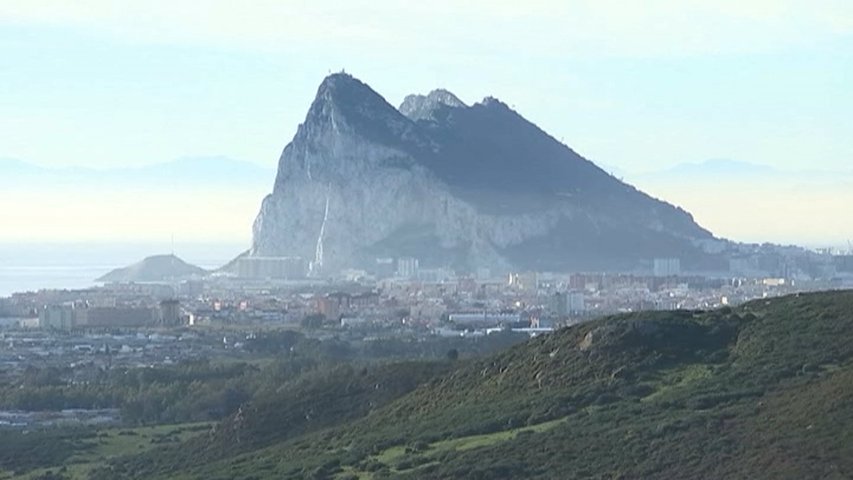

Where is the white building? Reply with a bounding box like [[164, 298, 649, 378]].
[[653, 258, 681, 277], [396, 257, 419, 279], [39, 304, 77, 329], [237, 256, 307, 279], [550, 291, 586, 316], [508, 272, 538, 291], [448, 311, 521, 327]]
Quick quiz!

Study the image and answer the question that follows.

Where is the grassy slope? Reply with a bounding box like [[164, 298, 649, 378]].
[[0, 423, 210, 480], [93, 361, 451, 480], [101, 291, 853, 479]]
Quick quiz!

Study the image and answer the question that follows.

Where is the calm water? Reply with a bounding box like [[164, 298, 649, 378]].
[[0, 265, 111, 297], [0, 242, 243, 297]]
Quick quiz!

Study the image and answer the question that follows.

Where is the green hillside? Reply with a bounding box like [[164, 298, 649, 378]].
[[95, 291, 853, 479]]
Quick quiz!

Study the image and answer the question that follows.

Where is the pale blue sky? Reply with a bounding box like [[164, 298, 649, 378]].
[[2, 1, 851, 173], [1, 1, 852, 246]]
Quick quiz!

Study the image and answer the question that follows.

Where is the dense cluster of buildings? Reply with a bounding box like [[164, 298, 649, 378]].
[[0, 327, 234, 395], [39, 300, 181, 329], [2, 246, 852, 340]]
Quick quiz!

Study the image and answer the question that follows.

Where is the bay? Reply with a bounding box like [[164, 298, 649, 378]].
[[0, 242, 243, 297]]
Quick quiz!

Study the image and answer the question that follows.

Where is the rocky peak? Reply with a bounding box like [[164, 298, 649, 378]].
[[475, 96, 517, 116], [399, 88, 466, 121], [312, 73, 384, 109], [301, 72, 415, 146], [480, 96, 506, 107], [427, 89, 466, 108]]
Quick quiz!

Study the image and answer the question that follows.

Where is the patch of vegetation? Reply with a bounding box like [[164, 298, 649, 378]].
[[0, 423, 210, 480]]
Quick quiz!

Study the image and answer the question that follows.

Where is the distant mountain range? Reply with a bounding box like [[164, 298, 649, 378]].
[[8, 157, 847, 192], [633, 158, 853, 183], [644, 159, 777, 177], [250, 73, 724, 273], [0, 156, 275, 189]]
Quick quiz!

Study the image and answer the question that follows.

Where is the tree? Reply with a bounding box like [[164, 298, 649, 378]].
[[301, 313, 326, 329]]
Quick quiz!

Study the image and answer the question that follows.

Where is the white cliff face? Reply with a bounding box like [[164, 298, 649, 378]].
[[251, 125, 568, 271]]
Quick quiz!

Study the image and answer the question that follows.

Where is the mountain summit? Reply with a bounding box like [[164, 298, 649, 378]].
[[251, 73, 718, 273], [399, 89, 466, 121]]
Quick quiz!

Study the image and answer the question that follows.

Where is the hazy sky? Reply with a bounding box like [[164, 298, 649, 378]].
[[1, 1, 852, 247]]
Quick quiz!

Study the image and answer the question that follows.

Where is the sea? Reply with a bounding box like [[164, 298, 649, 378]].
[[0, 242, 245, 297]]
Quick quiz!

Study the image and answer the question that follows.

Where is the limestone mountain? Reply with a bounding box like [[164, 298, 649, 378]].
[[251, 73, 720, 273]]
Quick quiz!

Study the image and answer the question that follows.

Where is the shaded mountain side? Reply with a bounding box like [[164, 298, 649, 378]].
[[99, 290, 853, 479], [360, 216, 727, 272], [499, 216, 728, 272], [420, 98, 670, 209], [205, 362, 452, 453], [251, 73, 717, 273], [97, 254, 207, 282]]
